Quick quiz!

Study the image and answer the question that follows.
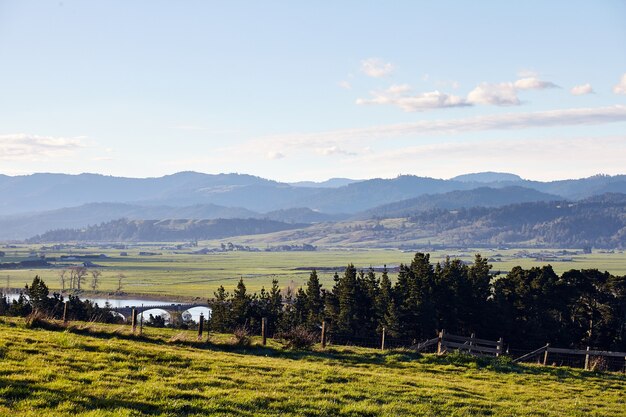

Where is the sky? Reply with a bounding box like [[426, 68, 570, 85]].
[[0, 0, 625, 182]]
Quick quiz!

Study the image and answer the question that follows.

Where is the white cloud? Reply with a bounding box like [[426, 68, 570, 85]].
[[0, 134, 86, 160], [467, 82, 520, 106], [315, 146, 355, 156], [357, 84, 469, 112], [338, 80, 352, 90], [251, 105, 626, 150], [466, 76, 557, 106], [613, 73, 626, 95], [266, 151, 285, 160], [571, 83, 594, 96], [360, 58, 394, 78], [513, 77, 559, 90]]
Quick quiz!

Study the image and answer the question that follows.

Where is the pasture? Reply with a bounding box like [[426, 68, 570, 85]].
[[1, 244, 625, 300]]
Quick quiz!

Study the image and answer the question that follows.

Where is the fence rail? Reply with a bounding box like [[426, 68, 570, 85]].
[[424, 330, 503, 357], [513, 343, 626, 372]]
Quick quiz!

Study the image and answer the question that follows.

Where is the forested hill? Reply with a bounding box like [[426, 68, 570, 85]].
[[27, 218, 305, 243], [393, 193, 626, 248], [356, 186, 561, 219], [209, 193, 626, 249]]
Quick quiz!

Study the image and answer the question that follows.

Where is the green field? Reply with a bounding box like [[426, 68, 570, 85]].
[[0, 318, 624, 417], [1, 245, 625, 299]]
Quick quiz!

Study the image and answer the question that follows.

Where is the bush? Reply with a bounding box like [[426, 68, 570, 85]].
[[24, 311, 59, 330], [277, 326, 318, 350], [232, 326, 251, 346]]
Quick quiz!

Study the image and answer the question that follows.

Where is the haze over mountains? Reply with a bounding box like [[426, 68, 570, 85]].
[[2, 171, 626, 246]]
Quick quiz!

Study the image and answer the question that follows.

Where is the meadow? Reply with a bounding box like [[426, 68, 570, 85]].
[[0, 317, 624, 417], [1, 244, 625, 300]]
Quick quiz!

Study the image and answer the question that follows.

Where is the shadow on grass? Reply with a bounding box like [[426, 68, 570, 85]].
[[8, 317, 626, 381]]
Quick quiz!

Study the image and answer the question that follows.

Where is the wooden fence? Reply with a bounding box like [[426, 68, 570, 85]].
[[415, 330, 503, 357], [513, 343, 626, 372]]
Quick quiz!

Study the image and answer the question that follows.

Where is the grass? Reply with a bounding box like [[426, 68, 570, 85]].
[[1, 246, 626, 299], [0, 317, 624, 416]]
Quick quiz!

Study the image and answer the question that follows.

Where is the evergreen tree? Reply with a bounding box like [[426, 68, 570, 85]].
[[335, 264, 359, 338], [208, 285, 231, 332], [378, 265, 399, 336], [25, 275, 50, 314], [231, 278, 251, 327], [305, 269, 323, 328]]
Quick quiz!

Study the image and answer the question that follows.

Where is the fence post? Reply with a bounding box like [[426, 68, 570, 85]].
[[261, 317, 267, 346], [198, 313, 204, 341], [131, 307, 137, 333], [496, 337, 503, 357], [62, 301, 68, 324], [321, 320, 326, 348], [381, 327, 386, 351], [543, 343, 550, 366], [437, 329, 445, 355], [468, 332, 475, 355], [584, 346, 590, 370], [139, 304, 143, 336]]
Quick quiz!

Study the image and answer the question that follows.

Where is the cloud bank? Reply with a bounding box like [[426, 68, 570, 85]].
[[357, 76, 559, 111], [0, 134, 85, 160]]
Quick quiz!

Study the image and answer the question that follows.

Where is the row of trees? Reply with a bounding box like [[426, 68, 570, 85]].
[[208, 253, 626, 351], [0, 276, 120, 323], [57, 267, 125, 292]]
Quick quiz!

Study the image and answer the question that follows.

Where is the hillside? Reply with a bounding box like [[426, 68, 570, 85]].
[[28, 218, 305, 243], [1, 172, 626, 217], [218, 194, 626, 249], [0, 203, 260, 241], [0, 319, 623, 417], [356, 186, 561, 219]]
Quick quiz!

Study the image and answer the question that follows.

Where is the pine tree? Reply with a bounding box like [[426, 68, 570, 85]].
[[25, 275, 49, 314], [305, 269, 323, 328], [335, 264, 358, 338], [208, 285, 231, 332], [231, 278, 250, 327]]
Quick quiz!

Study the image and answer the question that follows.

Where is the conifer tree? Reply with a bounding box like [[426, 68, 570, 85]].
[[305, 269, 323, 328], [231, 278, 250, 327], [208, 285, 231, 332]]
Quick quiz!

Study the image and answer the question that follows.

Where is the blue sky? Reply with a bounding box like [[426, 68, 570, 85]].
[[0, 0, 625, 181]]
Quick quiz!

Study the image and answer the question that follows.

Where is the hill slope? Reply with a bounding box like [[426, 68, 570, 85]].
[[356, 186, 561, 219], [0, 319, 623, 417], [222, 194, 626, 249], [28, 218, 306, 242]]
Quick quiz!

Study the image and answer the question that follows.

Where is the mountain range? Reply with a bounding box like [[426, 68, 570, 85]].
[[2, 171, 626, 246]]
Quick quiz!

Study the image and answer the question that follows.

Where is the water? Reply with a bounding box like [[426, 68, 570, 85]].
[[4, 293, 211, 322]]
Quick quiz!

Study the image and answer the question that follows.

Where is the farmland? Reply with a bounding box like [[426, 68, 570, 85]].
[[0, 318, 624, 417], [1, 244, 625, 300]]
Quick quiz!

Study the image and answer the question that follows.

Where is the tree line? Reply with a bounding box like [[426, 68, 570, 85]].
[[208, 252, 626, 351], [0, 276, 120, 323]]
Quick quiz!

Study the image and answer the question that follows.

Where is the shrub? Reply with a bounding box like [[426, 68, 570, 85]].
[[232, 326, 251, 346], [277, 326, 318, 350]]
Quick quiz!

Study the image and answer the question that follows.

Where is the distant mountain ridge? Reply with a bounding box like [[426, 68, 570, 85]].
[[2, 171, 626, 243], [356, 186, 562, 219], [451, 172, 524, 183], [1, 171, 625, 217]]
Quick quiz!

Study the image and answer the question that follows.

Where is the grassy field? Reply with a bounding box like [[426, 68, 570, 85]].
[[1, 245, 625, 299], [0, 318, 625, 416]]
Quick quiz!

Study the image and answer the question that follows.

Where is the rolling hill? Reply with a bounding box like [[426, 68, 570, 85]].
[[1, 172, 626, 217]]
